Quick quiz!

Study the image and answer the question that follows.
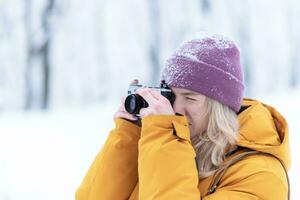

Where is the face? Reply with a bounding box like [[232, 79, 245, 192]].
[[171, 87, 209, 139]]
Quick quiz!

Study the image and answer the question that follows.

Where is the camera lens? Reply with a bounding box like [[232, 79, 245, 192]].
[[124, 94, 148, 114]]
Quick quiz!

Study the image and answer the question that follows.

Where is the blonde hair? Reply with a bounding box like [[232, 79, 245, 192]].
[[191, 97, 239, 178]]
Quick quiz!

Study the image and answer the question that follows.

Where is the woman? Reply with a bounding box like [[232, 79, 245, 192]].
[[76, 34, 290, 199]]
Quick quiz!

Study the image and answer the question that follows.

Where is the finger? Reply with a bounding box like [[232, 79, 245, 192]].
[[119, 104, 126, 112], [119, 97, 127, 111], [148, 89, 167, 101], [120, 95, 131, 111], [121, 96, 126, 103], [136, 88, 158, 106], [139, 108, 154, 118], [115, 111, 138, 120], [131, 79, 139, 84]]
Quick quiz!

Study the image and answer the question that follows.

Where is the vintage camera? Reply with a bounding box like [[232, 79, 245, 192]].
[[124, 80, 175, 115]]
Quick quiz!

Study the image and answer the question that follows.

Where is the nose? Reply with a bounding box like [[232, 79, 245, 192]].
[[172, 98, 185, 115]]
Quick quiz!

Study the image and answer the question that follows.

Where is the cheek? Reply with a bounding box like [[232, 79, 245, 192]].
[[188, 104, 207, 122], [185, 104, 199, 120], [187, 103, 200, 114]]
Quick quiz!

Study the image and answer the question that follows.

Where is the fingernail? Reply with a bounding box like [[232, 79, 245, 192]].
[[131, 79, 139, 84]]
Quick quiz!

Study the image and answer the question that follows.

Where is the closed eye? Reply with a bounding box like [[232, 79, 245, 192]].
[[186, 97, 197, 101]]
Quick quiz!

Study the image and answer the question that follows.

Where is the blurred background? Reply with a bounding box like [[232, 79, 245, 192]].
[[0, 0, 299, 199]]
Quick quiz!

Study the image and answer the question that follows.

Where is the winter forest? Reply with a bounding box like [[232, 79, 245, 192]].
[[1, 0, 300, 110], [0, 0, 300, 199]]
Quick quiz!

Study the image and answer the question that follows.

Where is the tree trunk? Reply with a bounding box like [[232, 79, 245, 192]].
[[40, 0, 55, 109], [24, 0, 33, 110], [148, 0, 161, 85]]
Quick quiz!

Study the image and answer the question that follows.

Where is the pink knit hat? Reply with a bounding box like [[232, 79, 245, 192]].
[[161, 34, 244, 112]]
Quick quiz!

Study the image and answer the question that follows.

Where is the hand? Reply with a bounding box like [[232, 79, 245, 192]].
[[113, 96, 141, 127], [113, 79, 141, 126], [136, 88, 175, 118]]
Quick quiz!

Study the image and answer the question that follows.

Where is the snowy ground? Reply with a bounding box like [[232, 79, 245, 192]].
[[0, 91, 299, 200]]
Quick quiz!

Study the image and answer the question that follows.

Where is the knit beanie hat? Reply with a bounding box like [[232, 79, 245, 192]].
[[160, 34, 244, 112]]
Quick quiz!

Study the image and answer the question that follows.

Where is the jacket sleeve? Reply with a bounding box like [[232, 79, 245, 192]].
[[76, 118, 141, 200], [138, 115, 201, 199]]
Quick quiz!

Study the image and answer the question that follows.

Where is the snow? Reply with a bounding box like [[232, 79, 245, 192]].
[[170, 34, 237, 62], [0, 0, 300, 199], [0, 102, 116, 200], [0, 91, 299, 200]]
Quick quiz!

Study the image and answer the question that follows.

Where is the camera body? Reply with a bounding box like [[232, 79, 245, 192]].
[[124, 80, 175, 115]]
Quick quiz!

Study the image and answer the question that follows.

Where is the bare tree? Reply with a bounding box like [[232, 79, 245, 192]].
[[148, 0, 161, 84], [287, 1, 300, 87], [40, 0, 55, 109], [24, 0, 33, 110], [24, 0, 55, 110], [201, 0, 211, 14], [290, 48, 300, 87]]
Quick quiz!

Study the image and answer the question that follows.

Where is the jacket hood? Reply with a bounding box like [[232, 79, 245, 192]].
[[237, 98, 291, 169]]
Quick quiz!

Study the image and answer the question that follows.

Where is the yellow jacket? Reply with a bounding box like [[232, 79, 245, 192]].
[[76, 99, 291, 199]]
